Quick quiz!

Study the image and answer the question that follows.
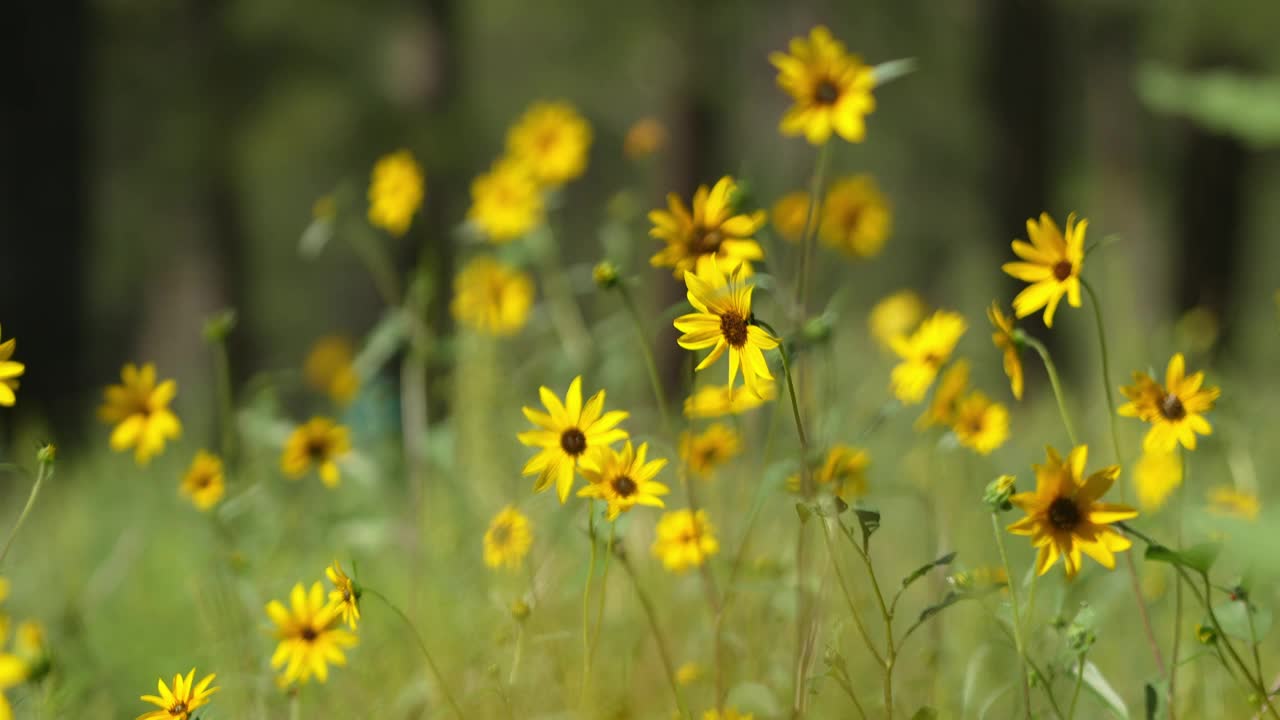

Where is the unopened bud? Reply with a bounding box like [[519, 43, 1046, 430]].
[[984, 474, 1017, 512], [593, 261, 620, 290]]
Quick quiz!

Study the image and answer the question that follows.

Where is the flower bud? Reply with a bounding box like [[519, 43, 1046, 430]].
[[984, 474, 1016, 512], [593, 261, 620, 290]]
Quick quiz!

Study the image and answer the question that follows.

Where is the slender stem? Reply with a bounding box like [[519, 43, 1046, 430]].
[[820, 518, 886, 667], [837, 520, 894, 718], [618, 550, 690, 718], [1068, 654, 1086, 719], [588, 523, 615, 666], [509, 623, 525, 686], [795, 141, 832, 320], [831, 672, 870, 720], [992, 514, 1033, 719], [0, 456, 52, 566], [1195, 573, 1280, 720], [581, 505, 598, 708], [364, 587, 466, 718], [289, 691, 301, 720], [1022, 335, 1078, 446], [1170, 450, 1187, 719], [617, 282, 672, 437]]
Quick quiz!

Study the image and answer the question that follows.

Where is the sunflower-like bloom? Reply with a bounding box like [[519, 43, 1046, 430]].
[[450, 256, 535, 336], [916, 359, 969, 429], [179, 451, 225, 511], [819, 175, 891, 258], [868, 290, 926, 351], [1007, 445, 1137, 580], [483, 505, 533, 570], [1134, 449, 1182, 511], [136, 669, 219, 720], [99, 363, 182, 465], [468, 158, 546, 243], [304, 336, 360, 407], [652, 509, 719, 574], [951, 391, 1010, 455], [325, 561, 360, 630], [987, 303, 1024, 400], [577, 441, 669, 520], [0, 633, 26, 720], [505, 101, 592, 186], [624, 117, 667, 160], [770, 26, 876, 145], [771, 191, 811, 244], [518, 376, 629, 502], [888, 311, 967, 404], [281, 417, 351, 488], [680, 423, 742, 477], [1206, 487, 1259, 521], [367, 149, 425, 237], [789, 444, 870, 500], [1118, 353, 1220, 452], [649, 177, 767, 279], [266, 582, 358, 685], [0, 327, 24, 407], [674, 262, 779, 398], [682, 383, 776, 419], [1001, 213, 1086, 328]]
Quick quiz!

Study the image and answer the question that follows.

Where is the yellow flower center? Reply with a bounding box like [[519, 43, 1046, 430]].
[[1047, 496, 1081, 531], [1160, 393, 1186, 421], [612, 475, 638, 498], [1052, 260, 1073, 281], [814, 79, 840, 105], [560, 428, 587, 456], [720, 312, 749, 348]]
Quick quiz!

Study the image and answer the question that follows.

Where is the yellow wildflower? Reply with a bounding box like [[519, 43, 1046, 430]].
[[649, 176, 766, 278], [304, 336, 360, 407], [367, 149, 425, 237], [675, 261, 780, 398], [517, 376, 629, 502], [1118, 353, 1219, 453], [578, 441, 669, 520], [180, 451, 226, 511], [468, 157, 545, 243], [1001, 212, 1086, 328], [506, 101, 592, 186], [676, 662, 702, 686], [916, 359, 969, 429], [1134, 450, 1182, 511], [770, 26, 876, 144], [771, 191, 811, 243], [790, 445, 870, 500], [265, 582, 357, 685], [680, 423, 743, 477], [703, 709, 754, 720], [450, 256, 535, 336], [951, 391, 1010, 455], [868, 290, 926, 350], [99, 363, 182, 465], [483, 506, 533, 570], [819, 175, 891, 258], [683, 383, 776, 419], [1207, 487, 1260, 521], [889, 310, 967, 404], [988, 303, 1024, 400], [281, 417, 351, 488], [652, 509, 720, 573], [324, 561, 360, 630], [0, 327, 24, 407], [136, 669, 219, 720]]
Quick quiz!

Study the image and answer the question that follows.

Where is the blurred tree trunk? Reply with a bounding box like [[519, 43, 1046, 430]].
[[0, 1, 89, 436]]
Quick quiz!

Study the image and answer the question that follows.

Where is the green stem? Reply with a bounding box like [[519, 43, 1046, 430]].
[[289, 691, 301, 720], [618, 550, 690, 719], [831, 672, 870, 720], [617, 282, 672, 438], [588, 522, 615, 667], [581, 504, 598, 708], [509, 623, 525, 686], [795, 141, 832, 319], [1022, 334, 1078, 446], [837, 519, 894, 719], [1195, 572, 1280, 720], [820, 518, 886, 667], [1068, 654, 1086, 719], [0, 456, 52, 567], [992, 514, 1033, 719], [364, 587, 466, 718], [1170, 450, 1188, 719]]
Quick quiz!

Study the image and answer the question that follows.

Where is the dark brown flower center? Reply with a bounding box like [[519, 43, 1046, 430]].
[[301, 626, 318, 642], [1160, 393, 1186, 421], [1052, 260, 1073, 281], [194, 472, 212, 489], [171, 701, 188, 714], [693, 227, 724, 254], [342, 588, 352, 601], [560, 428, 587, 456], [1047, 496, 1081, 531], [491, 523, 512, 544], [814, 79, 840, 105], [721, 312, 749, 348], [305, 437, 330, 460], [613, 475, 638, 497]]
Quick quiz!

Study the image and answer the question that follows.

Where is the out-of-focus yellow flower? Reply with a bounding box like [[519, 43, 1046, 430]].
[[680, 423, 742, 478], [868, 290, 926, 350], [624, 117, 667, 159], [0, 326, 24, 407], [1175, 306, 1219, 355], [281, 417, 351, 488], [0, 579, 7, 604], [683, 383, 776, 419], [703, 708, 754, 720], [676, 662, 702, 686], [136, 668, 219, 720], [518, 376, 629, 503], [652, 509, 719, 574], [266, 582, 357, 685], [675, 261, 779, 398], [1001, 213, 1086, 328], [916, 359, 968, 429], [506, 101, 592, 186], [0, 618, 25, 720], [450, 256, 534, 336], [988, 303, 1024, 400], [1133, 449, 1182, 511], [770, 26, 875, 145], [948, 566, 1009, 593], [367, 149, 424, 237], [99, 363, 182, 465], [819, 175, 891, 258], [180, 451, 225, 512], [468, 158, 545, 243], [1119, 353, 1219, 452], [951, 391, 1009, 455], [483, 506, 533, 570], [304, 336, 360, 407], [324, 561, 360, 630], [1007, 445, 1136, 580], [789, 444, 870, 500], [650, 177, 766, 278], [578, 441, 669, 520], [1206, 486, 1259, 521], [889, 311, 966, 404], [771, 191, 811, 244]]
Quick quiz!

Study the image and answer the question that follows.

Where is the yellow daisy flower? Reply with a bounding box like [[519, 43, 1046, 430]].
[[505, 101, 592, 186], [916, 359, 969, 429], [483, 506, 533, 570], [180, 451, 225, 512], [652, 509, 720, 574], [951, 390, 1010, 455], [674, 261, 780, 398], [281, 417, 351, 488], [304, 336, 360, 407], [1206, 487, 1259, 521], [0, 636, 25, 720], [577, 441, 669, 520], [868, 290, 926, 350], [1118, 353, 1219, 452], [676, 662, 702, 686], [468, 157, 546, 243], [771, 191, 811, 244], [1007, 445, 1137, 580], [367, 149, 425, 237], [99, 363, 182, 465], [680, 423, 743, 477], [518, 376, 629, 503], [1001, 212, 1086, 328], [624, 117, 667, 159], [266, 582, 358, 685], [789, 444, 870, 500], [819, 175, 891, 258], [136, 668, 219, 720], [770, 25, 876, 145], [683, 382, 776, 419], [0, 327, 24, 407], [888, 310, 967, 404], [324, 561, 360, 630], [987, 303, 1024, 400], [1134, 449, 1182, 511], [450, 256, 535, 336], [704, 708, 754, 720], [649, 176, 767, 278]]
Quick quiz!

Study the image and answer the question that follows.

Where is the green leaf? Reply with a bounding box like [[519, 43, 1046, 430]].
[[854, 508, 881, 546], [910, 708, 939, 720], [873, 58, 917, 87], [1143, 542, 1220, 574], [1074, 660, 1130, 719], [901, 552, 958, 590], [1211, 601, 1273, 643], [918, 592, 961, 624], [795, 502, 812, 526], [1144, 683, 1158, 720], [1137, 63, 1280, 148]]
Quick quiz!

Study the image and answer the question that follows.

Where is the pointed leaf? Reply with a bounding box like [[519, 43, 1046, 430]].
[[901, 552, 958, 590]]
